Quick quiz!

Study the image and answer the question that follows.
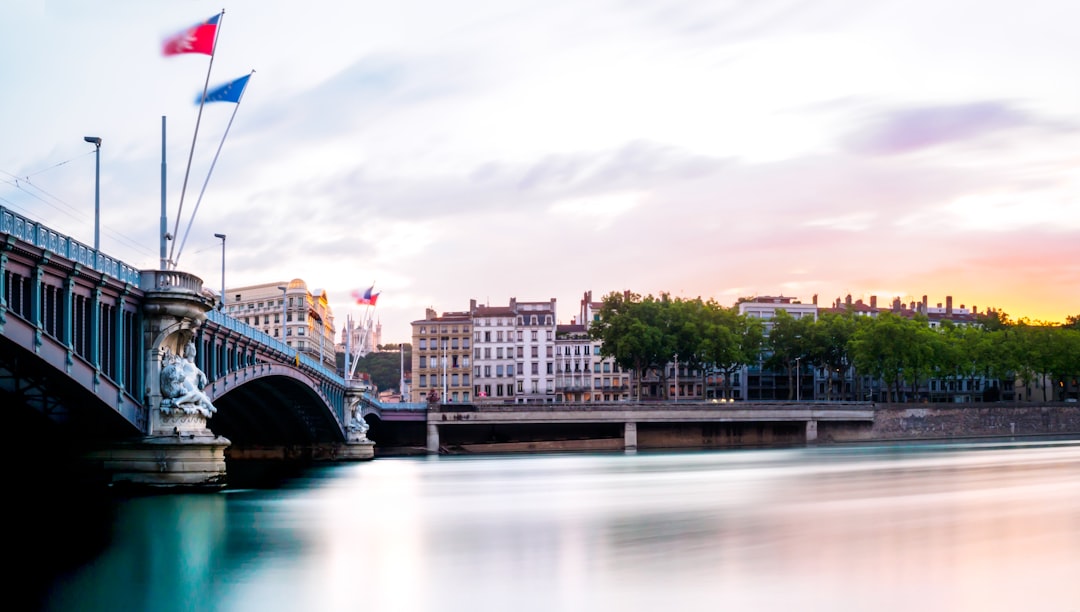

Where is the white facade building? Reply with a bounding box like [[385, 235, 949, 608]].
[[224, 279, 336, 368]]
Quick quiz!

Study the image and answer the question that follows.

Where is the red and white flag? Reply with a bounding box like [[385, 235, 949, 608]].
[[162, 13, 221, 56]]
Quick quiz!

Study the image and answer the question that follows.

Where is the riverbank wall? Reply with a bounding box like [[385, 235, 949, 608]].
[[821, 402, 1080, 443]]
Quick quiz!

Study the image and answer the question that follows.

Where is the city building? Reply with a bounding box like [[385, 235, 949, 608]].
[[410, 308, 472, 403], [224, 279, 336, 368], [471, 300, 518, 402], [511, 298, 558, 403], [736, 295, 818, 401]]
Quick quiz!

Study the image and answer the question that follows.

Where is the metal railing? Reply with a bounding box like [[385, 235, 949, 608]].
[[0, 206, 140, 285], [205, 309, 344, 385]]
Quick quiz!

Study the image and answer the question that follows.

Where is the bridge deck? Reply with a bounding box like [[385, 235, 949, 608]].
[[428, 402, 875, 424]]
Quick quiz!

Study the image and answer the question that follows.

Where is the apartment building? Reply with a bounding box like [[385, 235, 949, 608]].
[[471, 301, 517, 402], [410, 308, 472, 403], [511, 299, 558, 403], [223, 279, 336, 368]]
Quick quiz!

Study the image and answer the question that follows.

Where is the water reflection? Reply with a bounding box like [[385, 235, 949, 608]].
[[43, 439, 1080, 611]]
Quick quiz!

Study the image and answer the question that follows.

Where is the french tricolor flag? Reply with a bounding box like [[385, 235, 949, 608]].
[[352, 285, 380, 306]]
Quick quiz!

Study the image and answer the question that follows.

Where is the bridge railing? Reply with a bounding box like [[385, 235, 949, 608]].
[[361, 393, 428, 411], [205, 308, 344, 385], [0, 206, 140, 285]]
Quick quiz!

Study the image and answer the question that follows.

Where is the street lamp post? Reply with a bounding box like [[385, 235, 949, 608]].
[[84, 136, 101, 268], [673, 353, 679, 402], [313, 312, 325, 368], [277, 285, 288, 343], [214, 233, 226, 311], [795, 357, 802, 401]]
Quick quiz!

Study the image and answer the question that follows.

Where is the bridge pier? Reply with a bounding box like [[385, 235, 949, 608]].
[[85, 430, 230, 490], [103, 269, 232, 489], [624, 421, 638, 452], [806, 419, 818, 443], [426, 423, 440, 455]]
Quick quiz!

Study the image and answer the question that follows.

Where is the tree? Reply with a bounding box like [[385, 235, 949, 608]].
[[701, 303, 763, 400], [348, 348, 411, 393], [808, 311, 857, 401]]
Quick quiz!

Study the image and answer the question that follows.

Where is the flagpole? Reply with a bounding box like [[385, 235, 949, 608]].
[[168, 8, 225, 269], [344, 314, 352, 381], [174, 69, 254, 265], [160, 115, 168, 270], [350, 311, 365, 380]]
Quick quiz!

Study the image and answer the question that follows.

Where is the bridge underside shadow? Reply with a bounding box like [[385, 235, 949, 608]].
[[208, 376, 345, 447], [0, 334, 141, 446]]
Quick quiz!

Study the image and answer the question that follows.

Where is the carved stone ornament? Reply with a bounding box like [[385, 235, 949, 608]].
[[346, 398, 370, 440], [159, 341, 217, 418]]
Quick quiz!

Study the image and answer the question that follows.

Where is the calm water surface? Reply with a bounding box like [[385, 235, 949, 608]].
[[41, 439, 1080, 611]]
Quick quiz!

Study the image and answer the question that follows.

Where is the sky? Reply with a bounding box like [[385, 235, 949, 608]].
[[2, 0, 1079, 344]]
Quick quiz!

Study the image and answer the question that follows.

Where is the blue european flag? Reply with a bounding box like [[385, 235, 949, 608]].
[[197, 74, 251, 104]]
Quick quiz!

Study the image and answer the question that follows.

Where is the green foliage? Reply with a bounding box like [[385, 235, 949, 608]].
[[344, 349, 411, 393]]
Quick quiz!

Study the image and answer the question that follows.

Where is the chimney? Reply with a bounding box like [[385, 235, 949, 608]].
[[892, 297, 901, 311], [470, 298, 477, 313], [946, 296, 953, 315], [909, 301, 916, 310], [845, 294, 852, 306], [973, 305, 978, 314], [812, 294, 818, 305], [870, 295, 877, 309]]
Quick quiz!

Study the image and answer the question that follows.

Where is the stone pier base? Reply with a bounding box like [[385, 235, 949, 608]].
[[85, 431, 230, 490], [336, 440, 376, 460]]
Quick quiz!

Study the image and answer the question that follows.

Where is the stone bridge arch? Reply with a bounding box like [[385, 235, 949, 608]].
[[206, 363, 346, 446]]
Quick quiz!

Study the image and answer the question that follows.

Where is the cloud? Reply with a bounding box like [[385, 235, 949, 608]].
[[843, 101, 1037, 156]]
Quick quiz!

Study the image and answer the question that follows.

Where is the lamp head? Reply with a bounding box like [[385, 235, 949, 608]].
[[214, 233, 226, 240], [84, 136, 102, 146]]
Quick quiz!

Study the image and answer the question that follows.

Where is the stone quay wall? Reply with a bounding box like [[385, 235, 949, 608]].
[[820, 403, 1080, 443]]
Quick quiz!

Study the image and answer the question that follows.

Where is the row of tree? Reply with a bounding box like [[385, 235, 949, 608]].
[[588, 291, 1080, 402]]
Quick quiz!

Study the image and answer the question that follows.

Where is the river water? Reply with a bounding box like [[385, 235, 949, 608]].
[[36, 439, 1080, 612]]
